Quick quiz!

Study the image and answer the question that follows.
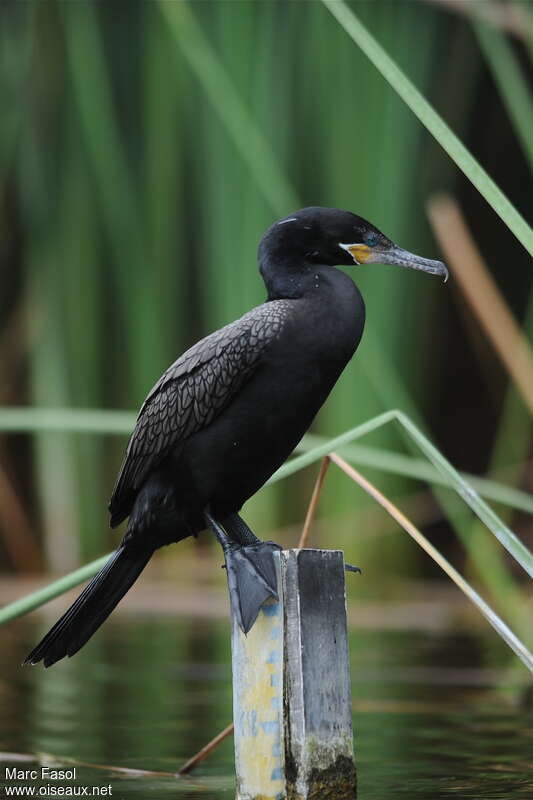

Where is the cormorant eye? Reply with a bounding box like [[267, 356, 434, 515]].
[[364, 232, 379, 247]]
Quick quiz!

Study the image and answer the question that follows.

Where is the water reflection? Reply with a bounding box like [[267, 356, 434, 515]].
[[1, 617, 531, 799]]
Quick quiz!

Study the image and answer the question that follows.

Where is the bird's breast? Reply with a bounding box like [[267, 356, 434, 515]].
[[181, 302, 363, 515], [277, 273, 365, 370]]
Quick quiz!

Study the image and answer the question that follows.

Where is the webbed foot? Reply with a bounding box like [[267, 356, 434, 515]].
[[204, 511, 281, 633]]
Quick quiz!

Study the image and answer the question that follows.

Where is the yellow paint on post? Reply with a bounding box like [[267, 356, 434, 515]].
[[231, 562, 284, 800]]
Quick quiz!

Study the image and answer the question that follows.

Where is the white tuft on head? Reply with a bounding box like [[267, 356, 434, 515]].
[[277, 217, 298, 225]]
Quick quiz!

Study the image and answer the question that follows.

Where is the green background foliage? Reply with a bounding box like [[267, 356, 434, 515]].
[[0, 0, 532, 660]]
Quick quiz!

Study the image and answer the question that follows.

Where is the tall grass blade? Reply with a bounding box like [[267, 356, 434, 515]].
[[321, 0, 533, 256], [0, 554, 110, 626], [2, 406, 533, 514], [397, 411, 533, 577], [272, 409, 533, 576], [300, 435, 533, 515], [330, 453, 533, 673], [0, 408, 136, 434]]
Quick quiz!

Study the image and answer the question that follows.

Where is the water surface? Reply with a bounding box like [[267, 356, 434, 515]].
[[1, 616, 531, 798]]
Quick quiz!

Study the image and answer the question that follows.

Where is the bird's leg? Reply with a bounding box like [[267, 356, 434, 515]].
[[219, 512, 261, 546], [221, 512, 282, 596], [204, 510, 281, 634]]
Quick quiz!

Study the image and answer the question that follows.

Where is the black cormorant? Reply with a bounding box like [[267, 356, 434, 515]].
[[26, 206, 447, 667]]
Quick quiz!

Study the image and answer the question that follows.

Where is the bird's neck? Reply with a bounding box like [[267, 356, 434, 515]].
[[259, 256, 360, 306], [260, 257, 365, 367], [259, 253, 303, 299], [260, 256, 332, 300]]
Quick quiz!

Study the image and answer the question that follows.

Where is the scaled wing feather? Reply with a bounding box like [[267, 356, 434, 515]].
[[108, 301, 291, 525]]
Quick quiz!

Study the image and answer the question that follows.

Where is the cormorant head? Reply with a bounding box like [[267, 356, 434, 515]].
[[259, 206, 448, 281]]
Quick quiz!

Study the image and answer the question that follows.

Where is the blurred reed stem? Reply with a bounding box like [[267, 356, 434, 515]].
[[474, 20, 533, 170]]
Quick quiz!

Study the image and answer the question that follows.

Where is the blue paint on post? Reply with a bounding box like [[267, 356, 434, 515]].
[[260, 720, 280, 735]]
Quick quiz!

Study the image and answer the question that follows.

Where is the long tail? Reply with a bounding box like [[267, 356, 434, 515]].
[[24, 544, 153, 668]]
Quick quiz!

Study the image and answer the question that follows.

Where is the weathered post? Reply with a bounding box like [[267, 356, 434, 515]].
[[230, 548, 356, 800]]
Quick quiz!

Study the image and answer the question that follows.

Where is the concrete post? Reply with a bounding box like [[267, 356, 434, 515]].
[[231, 548, 356, 800]]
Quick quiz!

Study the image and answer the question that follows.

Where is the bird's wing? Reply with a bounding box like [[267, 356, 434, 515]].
[[108, 300, 291, 526]]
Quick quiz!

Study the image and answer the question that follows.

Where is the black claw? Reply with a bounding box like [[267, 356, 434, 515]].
[[345, 563, 362, 574]]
